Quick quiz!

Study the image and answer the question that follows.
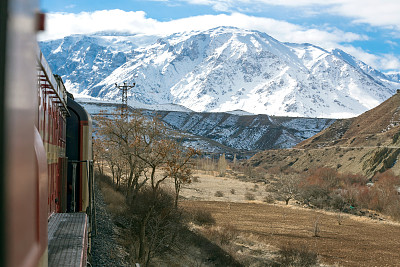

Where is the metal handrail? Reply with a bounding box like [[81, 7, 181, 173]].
[[69, 160, 96, 236], [36, 44, 69, 115]]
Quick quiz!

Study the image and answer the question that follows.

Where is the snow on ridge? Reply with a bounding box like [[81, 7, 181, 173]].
[[79, 99, 335, 152], [226, 110, 254, 116], [40, 26, 400, 119]]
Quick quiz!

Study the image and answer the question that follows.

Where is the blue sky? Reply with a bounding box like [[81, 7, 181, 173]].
[[39, 0, 400, 73]]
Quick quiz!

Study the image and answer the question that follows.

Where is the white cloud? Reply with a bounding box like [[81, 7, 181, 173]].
[[37, 9, 398, 72], [179, 0, 400, 31], [339, 45, 400, 71], [385, 40, 398, 47], [38, 9, 365, 49], [39, 10, 159, 40], [330, 0, 400, 30], [379, 54, 400, 70]]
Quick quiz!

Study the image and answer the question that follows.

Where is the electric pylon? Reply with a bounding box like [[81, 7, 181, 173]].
[[115, 82, 135, 116]]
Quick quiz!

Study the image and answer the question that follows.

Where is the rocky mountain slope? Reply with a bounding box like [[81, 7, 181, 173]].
[[153, 110, 334, 151], [40, 27, 400, 119], [248, 92, 400, 177], [82, 101, 333, 155], [297, 91, 400, 149]]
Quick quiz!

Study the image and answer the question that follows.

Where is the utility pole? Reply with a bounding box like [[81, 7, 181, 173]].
[[115, 82, 135, 116]]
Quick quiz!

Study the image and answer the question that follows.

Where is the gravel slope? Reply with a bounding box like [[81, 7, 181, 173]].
[[90, 181, 129, 266]]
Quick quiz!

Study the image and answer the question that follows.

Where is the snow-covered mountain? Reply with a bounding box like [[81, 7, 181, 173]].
[[39, 32, 160, 96], [40, 27, 400, 118], [386, 72, 400, 83], [154, 110, 335, 150], [82, 101, 334, 153]]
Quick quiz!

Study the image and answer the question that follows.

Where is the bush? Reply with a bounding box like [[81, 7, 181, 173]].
[[263, 193, 275, 204], [277, 243, 318, 267], [331, 194, 346, 210], [245, 191, 255, 200], [128, 187, 183, 259], [203, 225, 238, 245], [299, 167, 400, 220], [368, 170, 400, 215], [100, 183, 127, 215], [386, 199, 400, 220], [250, 184, 259, 192], [192, 209, 216, 226], [96, 172, 114, 186], [230, 188, 236, 194], [392, 131, 400, 144], [215, 190, 224, 197]]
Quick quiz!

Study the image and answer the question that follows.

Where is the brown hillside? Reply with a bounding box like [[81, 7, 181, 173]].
[[248, 93, 400, 178], [297, 92, 400, 148]]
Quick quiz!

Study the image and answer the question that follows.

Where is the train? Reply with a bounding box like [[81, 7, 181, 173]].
[[1, 1, 94, 266]]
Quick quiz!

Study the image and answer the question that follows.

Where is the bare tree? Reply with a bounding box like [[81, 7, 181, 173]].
[[92, 138, 105, 175], [95, 110, 199, 266], [133, 127, 199, 264], [273, 174, 302, 205], [95, 110, 148, 197], [217, 153, 227, 177], [166, 147, 199, 208]]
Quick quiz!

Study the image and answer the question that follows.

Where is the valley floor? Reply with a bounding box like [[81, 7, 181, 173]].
[[178, 171, 400, 266]]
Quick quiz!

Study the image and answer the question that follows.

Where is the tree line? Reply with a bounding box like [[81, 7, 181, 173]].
[[266, 166, 400, 220], [93, 109, 200, 265]]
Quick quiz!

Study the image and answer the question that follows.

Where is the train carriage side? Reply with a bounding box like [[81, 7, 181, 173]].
[[1, 0, 93, 265], [1, 0, 50, 266], [66, 96, 93, 214], [38, 53, 69, 216]]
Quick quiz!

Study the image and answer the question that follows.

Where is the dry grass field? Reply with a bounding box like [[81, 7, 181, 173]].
[[179, 171, 269, 203], [178, 171, 400, 266]]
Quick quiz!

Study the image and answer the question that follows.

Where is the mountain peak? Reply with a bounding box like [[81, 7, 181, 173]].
[[40, 27, 400, 118]]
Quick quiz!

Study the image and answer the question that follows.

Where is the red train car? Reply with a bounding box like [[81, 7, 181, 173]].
[[1, 1, 93, 266], [1, 1, 47, 266], [37, 50, 69, 216]]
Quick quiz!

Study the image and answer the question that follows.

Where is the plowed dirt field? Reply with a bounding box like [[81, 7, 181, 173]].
[[180, 200, 400, 266]]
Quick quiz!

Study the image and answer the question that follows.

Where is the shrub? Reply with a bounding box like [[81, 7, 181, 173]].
[[192, 209, 216, 226], [250, 184, 259, 192], [219, 224, 239, 245], [313, 219, 321, 237], [100, 184, 127, 216], [368, 170, 400, 214], [386, 199, 400, 220], [263, 193, 275, 204], [392, 131, 400, 144], [203, 225, 238, 245], [215, 190, 224, 197], [277, 243, 318, 267], [96, 172, 114, 186], [128, 187, 183, 259], [331, 194, 346, 210], [230, 188, 236, 194], [245, 191, 255, 200]]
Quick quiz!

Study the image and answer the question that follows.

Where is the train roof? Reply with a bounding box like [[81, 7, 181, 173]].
[[36, 44, 69, 116], [67, 96, 92, 123]]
